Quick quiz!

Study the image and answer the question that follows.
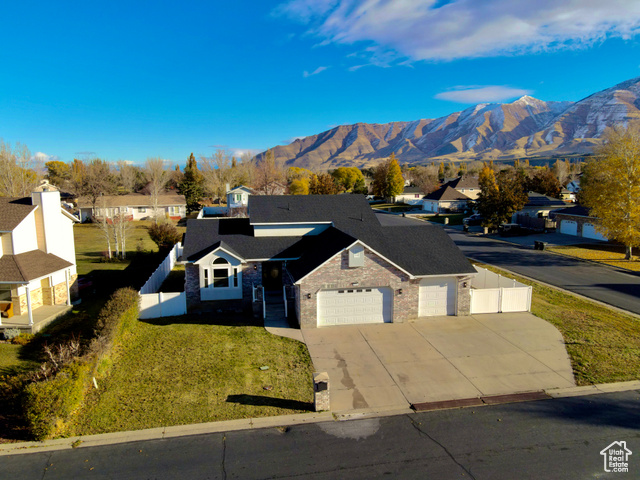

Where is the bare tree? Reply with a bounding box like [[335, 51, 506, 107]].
[[116, 160, 140, 193], [201, 149, 234, 203], [144, 158, 170, 221], [553, 159, 571, 186], [254, 149, 286, 195], [412, 165, 439, 194], [0, 139, 40, 196]]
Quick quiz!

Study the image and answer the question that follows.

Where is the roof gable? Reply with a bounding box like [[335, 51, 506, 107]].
[[0, 197, 37, 232], [423, 185, 471, 202]]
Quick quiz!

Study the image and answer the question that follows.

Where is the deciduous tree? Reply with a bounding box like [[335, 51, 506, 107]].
[[476, 165, 528, 229], [526, 167, 562, 198], [145, 158, 170, 221], [581, 127, 640, 260], [331, 167, 364, 192], [0, 140, 40, 196], [309, 173, 338, 195], [254, 149, 286, 195]]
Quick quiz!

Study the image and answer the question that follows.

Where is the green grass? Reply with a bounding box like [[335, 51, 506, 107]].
[[475, 263, 640, 386], [72, 315, 314, 434], [159, 265, 185, 293], [424, 213, 466, 225], [0, 344, 40, 376], [548, 244, 640, 272]]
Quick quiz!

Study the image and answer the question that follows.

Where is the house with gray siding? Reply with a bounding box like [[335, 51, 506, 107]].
[[182, 195, 476, 328]]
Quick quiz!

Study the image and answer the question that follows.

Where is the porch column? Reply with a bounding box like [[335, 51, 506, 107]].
[[65, 269, 71, 306], [26, 285, 34, 326]]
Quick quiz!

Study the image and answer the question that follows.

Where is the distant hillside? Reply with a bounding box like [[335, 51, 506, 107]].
[[257, 76, 640, 170]]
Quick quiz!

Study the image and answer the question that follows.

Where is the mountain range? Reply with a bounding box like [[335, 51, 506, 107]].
[[259, 76, 640, 170]]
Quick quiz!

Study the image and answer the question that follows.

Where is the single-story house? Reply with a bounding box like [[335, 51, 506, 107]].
[[422, 185, 472, 213], [226, 185, 255, 209], [513, 192, 567, 220], [394, 186, 424, 205], [445, 176, 480, 200], [0, 185, 79, 326], [183, 195, 476, 328], [551, 205, 608, 241], [78, 193, 187, 222], [560, 188, 576, 202]]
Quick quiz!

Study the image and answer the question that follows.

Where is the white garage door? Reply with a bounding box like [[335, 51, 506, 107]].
[[419, 278, 456, 316], [582, 223, 607, 241], [560, 220, 577, 236], [317, 287, 392, 326]]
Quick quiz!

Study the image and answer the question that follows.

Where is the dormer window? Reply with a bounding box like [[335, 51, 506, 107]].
[[349, 245, 364, 267]]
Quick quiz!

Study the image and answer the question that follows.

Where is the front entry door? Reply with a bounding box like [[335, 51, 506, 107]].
[[262, 262, 282, 291]]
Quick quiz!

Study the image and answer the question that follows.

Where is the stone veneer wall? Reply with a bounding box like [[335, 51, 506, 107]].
[[185, 263, 201, 308], [456, 276, 472, 316], [242, 262, 262, 307], [12, 288, 44, 316], [297, 248, 417, 328]]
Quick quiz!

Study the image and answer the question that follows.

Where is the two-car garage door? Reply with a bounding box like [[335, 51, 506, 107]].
[[317, 287, 392, 326]]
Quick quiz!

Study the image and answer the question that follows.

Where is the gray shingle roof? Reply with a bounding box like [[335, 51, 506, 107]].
[[525, 192, 566, 208], [184, 195, 475, 278], [0, 250, 73, 283], [446, 176, 479, 190], [423, 185, 471, 202], [0, 197, 36, 232]]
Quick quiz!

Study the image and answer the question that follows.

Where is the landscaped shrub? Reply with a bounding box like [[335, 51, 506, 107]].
[[148, 222, 181, 251], [3, 328, 21, 341], [11, 333, 34, 346], [23, 361, 91, 440], [22, 287, 139, 440]]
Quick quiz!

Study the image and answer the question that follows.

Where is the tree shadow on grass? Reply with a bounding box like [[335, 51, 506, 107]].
[[226, 394, 313, 412]]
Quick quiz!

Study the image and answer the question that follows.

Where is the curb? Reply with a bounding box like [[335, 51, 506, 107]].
[[1, 382, 638, 456], [0, 411, 333, 456]]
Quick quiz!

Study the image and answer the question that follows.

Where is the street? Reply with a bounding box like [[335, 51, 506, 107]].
[[2, 390, 638, 479]]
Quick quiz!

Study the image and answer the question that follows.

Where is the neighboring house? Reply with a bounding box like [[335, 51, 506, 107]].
[[566, 179, 581, 193], [445, 176, 480, 200], [226, 186, 255, 209], [78, 193, 187, 222], [0, 186, 79, 325], [394, 186, 424, 205], [560, 188, 576, 202], [422, 185, 472, 213], [551, 205, 608, 241], [183, 195, 476, 328], [514, 192, 567, 219]]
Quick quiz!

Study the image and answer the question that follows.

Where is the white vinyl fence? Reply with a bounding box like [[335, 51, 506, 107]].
[[139, 242, 187, 319], [469, 266, 532, 314]]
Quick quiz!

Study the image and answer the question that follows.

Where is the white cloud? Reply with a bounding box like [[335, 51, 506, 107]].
[[435, 85, 532, 103], [31, 152, 59, 163], [275, 0, 640, 62], [303, 66, 329, 77]]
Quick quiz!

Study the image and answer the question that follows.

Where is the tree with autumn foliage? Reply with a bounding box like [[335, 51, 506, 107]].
[[476, 165, 528, 229], [372, 153, 404, 199], [526, 167, 562, 198], [580, 127, 640, 260], [309, 173, 338, 194]]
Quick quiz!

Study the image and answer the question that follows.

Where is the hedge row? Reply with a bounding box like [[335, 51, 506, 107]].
[[23, 287, 139, 440]]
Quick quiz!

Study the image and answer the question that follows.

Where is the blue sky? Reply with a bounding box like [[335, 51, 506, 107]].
[[2, 0, 640, 166]]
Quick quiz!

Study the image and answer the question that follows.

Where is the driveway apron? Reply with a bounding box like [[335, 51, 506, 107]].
[[301, 313, 575, 413]]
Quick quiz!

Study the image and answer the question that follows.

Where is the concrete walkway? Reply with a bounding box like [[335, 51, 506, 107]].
[[263, 291, 304, 342], [302, 313, 575, 413]]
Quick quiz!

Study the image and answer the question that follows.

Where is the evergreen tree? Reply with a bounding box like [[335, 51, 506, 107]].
[[178, 153, 204, 214]]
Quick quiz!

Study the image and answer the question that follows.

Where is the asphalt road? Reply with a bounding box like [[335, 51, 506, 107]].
[[447, 228, 640, 316], [374, 212, 640, 315], [3, 390, 639, 479]]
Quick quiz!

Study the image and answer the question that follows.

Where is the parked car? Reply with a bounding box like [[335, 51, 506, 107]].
[[463, 214, 483, 226]]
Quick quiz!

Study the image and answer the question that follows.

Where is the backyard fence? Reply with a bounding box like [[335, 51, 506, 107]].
[[469, 266, 532, 314], [139, 242, 186, 319]]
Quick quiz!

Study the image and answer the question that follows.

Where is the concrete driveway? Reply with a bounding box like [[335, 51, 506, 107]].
[[301, 313, 575, 413]]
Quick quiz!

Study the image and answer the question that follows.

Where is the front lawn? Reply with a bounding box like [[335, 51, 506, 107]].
[[548, 244, 640, 272], [0, 343, 39, 376], [371, 203, 417, 213], [476, 263, 640, 386], [72, 315, 314, 435]]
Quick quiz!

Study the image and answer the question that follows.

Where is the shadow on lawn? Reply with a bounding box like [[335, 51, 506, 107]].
[[226, 394, 313, 411]]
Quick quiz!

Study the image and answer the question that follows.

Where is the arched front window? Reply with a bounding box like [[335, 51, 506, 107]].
[[203, 256, 239, 289]]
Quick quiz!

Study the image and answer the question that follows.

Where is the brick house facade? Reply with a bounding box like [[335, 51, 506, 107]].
[[182, 195, 477, 328]]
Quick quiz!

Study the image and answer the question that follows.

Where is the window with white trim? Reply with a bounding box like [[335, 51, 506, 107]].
[[212, 257, 230, 288]]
